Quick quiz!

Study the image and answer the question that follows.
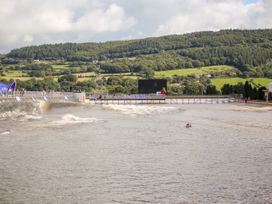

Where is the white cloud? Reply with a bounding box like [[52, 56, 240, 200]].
[[23, 35, 34, 43], [74, 4, 136, 32], [0, 0, 136, 51], [156, 0, 265, 35], [0, 0, 272, 53]]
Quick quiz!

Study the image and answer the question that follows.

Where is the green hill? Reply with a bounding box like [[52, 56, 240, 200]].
[[4, 29, 272, 77]]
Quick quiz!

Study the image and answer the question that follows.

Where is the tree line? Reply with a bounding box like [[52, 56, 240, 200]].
[[1, 74, 267, 100], [3, 29, 272, 77]]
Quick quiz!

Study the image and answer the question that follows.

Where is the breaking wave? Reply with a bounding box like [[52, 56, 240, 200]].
[[33, 114, 103, 128], [0, 100, 47, 121], [0, 130, 11, 135], [102, 104, 177, 116]]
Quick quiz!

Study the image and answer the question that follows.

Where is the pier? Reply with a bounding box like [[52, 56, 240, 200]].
[[165, 95, 236, 104], [89, 95, 236, 105]]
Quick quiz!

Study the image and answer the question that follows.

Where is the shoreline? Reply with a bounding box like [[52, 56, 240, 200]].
[[242, 100, 272, 106]]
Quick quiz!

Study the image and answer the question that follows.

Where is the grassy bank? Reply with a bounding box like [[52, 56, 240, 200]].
[[211, 78, 272, 90], [154, 65, 236, 78]]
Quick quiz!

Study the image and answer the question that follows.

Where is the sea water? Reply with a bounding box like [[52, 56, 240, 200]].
[[0, 103, 271, 203]]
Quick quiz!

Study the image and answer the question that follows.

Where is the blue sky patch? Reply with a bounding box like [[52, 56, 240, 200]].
[[242, 0, 257, 4]]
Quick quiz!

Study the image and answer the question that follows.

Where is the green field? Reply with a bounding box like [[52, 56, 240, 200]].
[[0, 76, 41, 81], [75, 72, 96, 77], [0, 70, 31, 81], [77, 73, 139, 81], [51, 64, 70, 70], [1, 72, 138, 82], [4, 70, 24, 77], [52, 64, 81, 72], [211, 78, 272, 90], [155, 65, 236, 78], [76, 72, 96, 81], [2, 63, 272, 91]]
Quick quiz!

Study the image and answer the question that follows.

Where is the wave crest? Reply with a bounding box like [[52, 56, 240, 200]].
[[33, 114, 103, 128], [102, 104, 177, 116], [0, 100, 45, 121]]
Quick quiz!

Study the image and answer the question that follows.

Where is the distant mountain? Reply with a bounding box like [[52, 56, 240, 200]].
[[6, 29, 272, 77]]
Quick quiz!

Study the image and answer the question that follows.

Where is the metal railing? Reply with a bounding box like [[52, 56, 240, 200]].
[[88, 94, 236, 104], [89, 94, 166, 101], [0, 91, 78, 103]]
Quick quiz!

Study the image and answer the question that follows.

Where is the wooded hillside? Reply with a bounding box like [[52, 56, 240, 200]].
[[4, 29, 272, 77]]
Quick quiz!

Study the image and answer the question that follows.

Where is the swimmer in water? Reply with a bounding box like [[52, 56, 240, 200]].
[[185, 123, 192, 128]]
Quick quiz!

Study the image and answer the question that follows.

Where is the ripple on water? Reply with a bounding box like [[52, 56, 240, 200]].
[[0, 104, 271, 203]]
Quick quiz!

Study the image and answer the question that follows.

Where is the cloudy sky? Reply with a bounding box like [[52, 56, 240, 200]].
[[0, 0, 271, 53]]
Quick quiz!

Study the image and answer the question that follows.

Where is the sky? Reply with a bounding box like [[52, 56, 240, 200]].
[[0, 0, 271, 53]]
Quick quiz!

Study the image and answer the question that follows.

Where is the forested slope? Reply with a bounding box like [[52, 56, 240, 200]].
[[5, 29, 272, 77]]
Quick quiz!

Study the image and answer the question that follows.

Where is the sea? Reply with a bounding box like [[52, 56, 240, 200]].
[[0, 102, 272, 204]]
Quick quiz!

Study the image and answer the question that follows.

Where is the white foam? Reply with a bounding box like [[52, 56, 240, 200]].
[[0, 100, 44, 121], [0, 130, 11, 135], [61, 114, 99, 123], [35, 114, 103, 128], [0, 110, 42, 121], [0, 111, 27, 119], [234, 106, 272, 111], [22, 115, 43, 121], [102, 104, 176, 116]]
